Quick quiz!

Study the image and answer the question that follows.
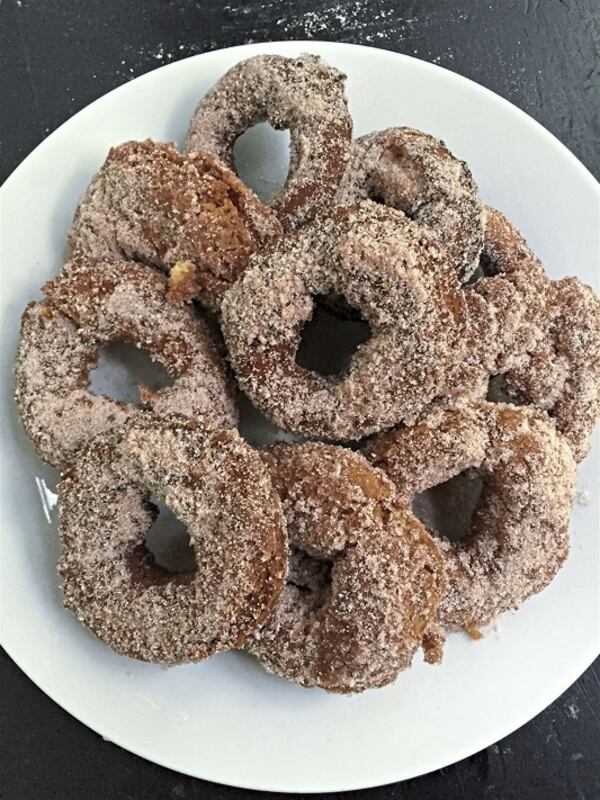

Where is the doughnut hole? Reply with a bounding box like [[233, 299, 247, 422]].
[[286, 548, 334, 612], [486, 374, 522, 405], [465, 261, 485, 286], [365, 143, 426, 215], [90, 341, 173, 405], [233, 122, 291, 204], [237, 391, 304, 448], [412, 469, 484, 542], [467, 243, 502, 287], [128, 496, 196, 587], [295, 295, 372, 377], [144, 497, 196, 573]]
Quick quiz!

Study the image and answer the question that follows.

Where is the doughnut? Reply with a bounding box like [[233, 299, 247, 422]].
[[474, 208, 552, 373], [475, 208, 600, 460], [247, 443, 445, 693], [221, 201, 467, 441], [59, 415, 288, 663], [336, 128, 484, 282], [441, 265, 548, 405], [14, 258, 237, 469], [504, 277, 600, 461], [439, 290, 499, 403], [366, 402, 576, 630], [69, 139, 282, 311], [184, 53, 352, 231]]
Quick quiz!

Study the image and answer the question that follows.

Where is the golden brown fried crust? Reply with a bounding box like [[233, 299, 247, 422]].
[[167, 260, 200, 303], [69, 139, 283, 311]]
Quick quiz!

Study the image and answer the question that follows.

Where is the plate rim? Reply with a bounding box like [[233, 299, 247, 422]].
[[2, 40, 598, 194], [2, 637, 597, 794]]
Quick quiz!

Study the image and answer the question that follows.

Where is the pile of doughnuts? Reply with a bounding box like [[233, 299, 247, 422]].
[[14, 54, 599, 694]]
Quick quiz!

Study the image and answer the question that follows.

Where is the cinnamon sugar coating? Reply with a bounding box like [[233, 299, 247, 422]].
[[504, 277, 600, 461], [59, 415, 288, 663], [469, 208, 600, 460], [69, 139, 282, 311], [14, 259, 237, 468], [221, 201, 467, 440], [185, 53, 352, 231], [336, 128, 484, 282], [441, 252, 550, 406], [10, 51, 599, 691], [366, 402, 576, 629], [248, 443, 445, 693]]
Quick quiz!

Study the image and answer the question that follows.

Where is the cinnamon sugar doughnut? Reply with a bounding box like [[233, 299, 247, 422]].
[[442, 208, 558, 406], [336, 128, 484, 282], [442, 266, 549, 405], [366, 402, 576, 630], [221, 201, 467, 440], [248, 444, 445, 693], [438, 210, 599, 462], [474, 210, 552, 375], [59, 415, 287, 663], [69, 139, 282, 311], [15, 259, 237, 469], [184, 53, 352, 231], [502, 277, 600, 461], [480, 208, 600, 461]]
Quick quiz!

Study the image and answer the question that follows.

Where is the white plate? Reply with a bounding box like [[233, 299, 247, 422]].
[[1, 41, 599, 794]]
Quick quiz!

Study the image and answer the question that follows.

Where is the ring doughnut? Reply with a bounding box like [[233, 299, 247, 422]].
[[442, 259, 548, 404], [336, 127, 484, 282], [69, 139, 282, 311], [472, 208, 600, 460], [366, 402, 576, 631], [184, 53, 352, 231], [476, 208, 551, 371], [221, 201, 467, 440], [15, 258, 237, 468], [59, 415, 287, 663], [247, 443, 445, 693], [443, 208, 559, 405], [502, 277, 600, 461]]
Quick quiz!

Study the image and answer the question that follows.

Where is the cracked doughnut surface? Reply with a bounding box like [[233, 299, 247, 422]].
[[69, 139, 282, 311]]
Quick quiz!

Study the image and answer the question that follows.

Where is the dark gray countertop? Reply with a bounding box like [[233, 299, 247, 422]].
[[1, 1, 598, 798]]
